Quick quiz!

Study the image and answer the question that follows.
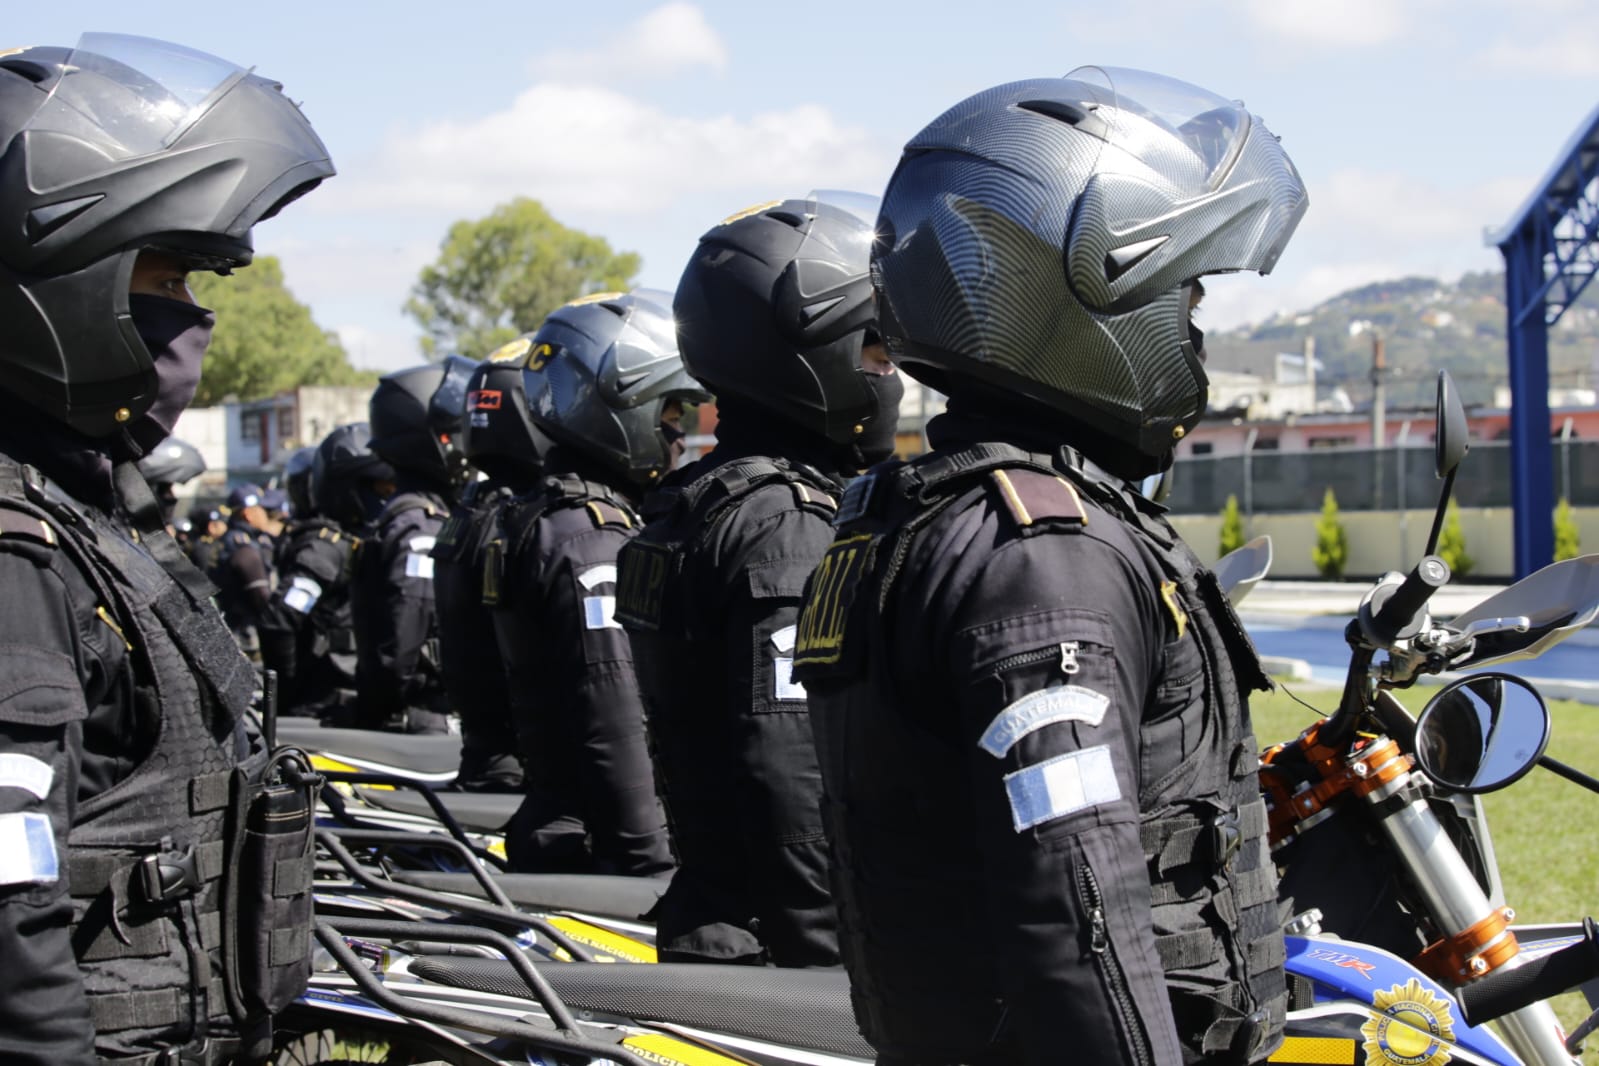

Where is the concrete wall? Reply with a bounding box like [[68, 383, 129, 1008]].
[[1171, 506, 1599, 579]]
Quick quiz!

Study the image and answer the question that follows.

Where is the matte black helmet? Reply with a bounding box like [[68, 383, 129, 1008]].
[[674, 192, 887, 446], [310, 421, 394, 528], [0, 34, 334, 438], [282, 445, 317, 518], [874, 68, 1307, 469], [367, 356, 474, 488], [136, 435, 206, 486], [461, 338, 553, 484], [523, 290, 710, 488]]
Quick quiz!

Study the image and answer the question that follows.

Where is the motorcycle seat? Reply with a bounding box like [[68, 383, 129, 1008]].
[[353, 788, 520, 831], [277, 722, 463, 777], [390, 870, 668, 920], [407, 956, 871, 1059]]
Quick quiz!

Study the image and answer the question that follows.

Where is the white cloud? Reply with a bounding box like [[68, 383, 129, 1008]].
[[313, 82, 891, 218], [1477, 31, 1599, 77], [333, 323, 424, 372], [1240, 0, 1410, 47], [1302, 169, 1530, 244], [530, 2, 728, 83]]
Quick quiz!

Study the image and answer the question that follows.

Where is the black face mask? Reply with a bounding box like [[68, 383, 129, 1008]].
[[661, 419, 687, 466], [855, 371, 905, 467], [127, 294, 215, 455]]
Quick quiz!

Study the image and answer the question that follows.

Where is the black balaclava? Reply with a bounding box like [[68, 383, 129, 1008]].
[[931, 385, 1170, 482], [125, 294, 216, 457], [856, 372, 904, 466]]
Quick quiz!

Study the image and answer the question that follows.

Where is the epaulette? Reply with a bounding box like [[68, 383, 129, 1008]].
[[584, 499, 635, 530], [0, 501, 58, 547], [791, 481, 837, 515], [987, 468, 1088, 530]]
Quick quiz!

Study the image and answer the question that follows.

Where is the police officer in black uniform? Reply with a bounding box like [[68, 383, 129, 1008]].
[[615, 195, 902, 966], [187, 504, 230, 575], [432, 345, 551, 790], [488, 290, 704, 876], [350, 360, 473, 734], [214, 482, 276, 661], [135, 435, 207, 531], [260, 442, 363, 718], [0, 33, 332, 1066], [792, 70, 1309, 1066]]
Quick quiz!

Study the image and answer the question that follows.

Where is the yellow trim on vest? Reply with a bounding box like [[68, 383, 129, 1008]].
[[990, 469, 1032, 525], [1159, 580, 1188, 640], [95, 605, 133, 651]]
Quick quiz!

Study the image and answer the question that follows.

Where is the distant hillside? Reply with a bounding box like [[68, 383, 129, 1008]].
[[1205, 271, 1599, 409]]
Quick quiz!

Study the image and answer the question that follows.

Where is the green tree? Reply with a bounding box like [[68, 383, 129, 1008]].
[[1311, 487, 1349, 580], [1436, 499, 1475, 578], [189, 256, 372, 406], [405, 197, 641, 359], [1555, 497, 1581, 562], [1219, 494, 1245, 556]]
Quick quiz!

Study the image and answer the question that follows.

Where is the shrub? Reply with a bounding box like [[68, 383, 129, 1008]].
[[1555, 497, 1581, 562], [1220, 494, 1245, 557], [1311, 488, 1349, 580], [1436, 499, 1475, 578]]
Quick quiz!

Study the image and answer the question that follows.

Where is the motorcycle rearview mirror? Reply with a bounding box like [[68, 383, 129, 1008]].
[[1450, 555, 1599, 668], [1213, 535, 1272, 606], [1414, 673, 1549, 794], [1426, 370, 1470, 555], [1136, 469, 1172, 504]]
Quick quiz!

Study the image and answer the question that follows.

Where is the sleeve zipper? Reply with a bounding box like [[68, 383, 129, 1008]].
[[1079, 863, 1156, 1066]]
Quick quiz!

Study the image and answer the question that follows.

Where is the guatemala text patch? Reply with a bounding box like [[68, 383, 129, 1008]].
[[979, 685, 1110, 757], [0, 753, 53, 799]]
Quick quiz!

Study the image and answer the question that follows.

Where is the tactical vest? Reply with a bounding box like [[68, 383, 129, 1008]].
[[482, 473, 640, 609], [0, 460, 317, 1064], [613, 457, 839, 876], [794, 442, 1286, 1064], [277, 518, 357, 657]]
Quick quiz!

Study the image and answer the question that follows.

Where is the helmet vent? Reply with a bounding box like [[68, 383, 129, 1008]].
[[26, 195, 103, 241], [768, 209, 807, 228], [1017, 98, 1109, 138], [0, 58, 51, 83], [1103, 235, 1169, 282], [801, 295, 845, 324]]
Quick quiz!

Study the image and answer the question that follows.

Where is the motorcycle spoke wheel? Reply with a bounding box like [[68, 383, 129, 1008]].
[[272, 1027, 407, 1064]]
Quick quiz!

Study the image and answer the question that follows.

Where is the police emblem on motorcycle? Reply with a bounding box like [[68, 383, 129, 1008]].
[[1360, 978, 1456, 1066]]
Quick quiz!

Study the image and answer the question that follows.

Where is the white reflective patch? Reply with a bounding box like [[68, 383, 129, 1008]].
[[579, 564, 617, 589], [773, 656, 806, 701], [0, 811, 59, 885], [584, 595, 620, 630], [0, 754, 53, 799], [770, 624, 798, 653], [1003, 745, 1120, 831], [979, 685, 1111, 757], [409, 535, 437, 553], [283, 574, 324, 615], [405, 552, 435, 580]]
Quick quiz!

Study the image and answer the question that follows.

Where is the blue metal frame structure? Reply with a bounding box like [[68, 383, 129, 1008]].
[[1487, 104, 1599, 578]]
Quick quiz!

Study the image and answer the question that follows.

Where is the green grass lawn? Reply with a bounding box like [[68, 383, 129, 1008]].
[[1252, 684, 1599, 1041]]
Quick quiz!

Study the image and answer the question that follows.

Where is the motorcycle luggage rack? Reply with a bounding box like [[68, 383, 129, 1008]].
[[316, 770, 506, 868], [315, 827, 598, 963], [314, 914, 655, 1066]]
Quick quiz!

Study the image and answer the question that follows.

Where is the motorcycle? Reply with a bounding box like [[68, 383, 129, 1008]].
[[273, 370, 1599, 1065]]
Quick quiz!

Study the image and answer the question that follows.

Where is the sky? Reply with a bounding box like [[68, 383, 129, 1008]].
[[10, 1, 1599, 371]]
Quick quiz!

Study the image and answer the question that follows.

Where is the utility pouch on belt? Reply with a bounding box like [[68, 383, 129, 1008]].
[[222, 745, 322, 1023]]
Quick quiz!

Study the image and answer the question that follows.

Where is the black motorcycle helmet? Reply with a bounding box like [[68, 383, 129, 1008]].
[[873, 68, 1307, 476], [523, 289, 710, 489], [0, 34, 334, 440], [136, 436, 206, 487], [282, 445, 317, 518], [461, 338, 553, 485], [674, 192, 886, 447], [310, 421, 395, 529], [367, 356, 474, 490]]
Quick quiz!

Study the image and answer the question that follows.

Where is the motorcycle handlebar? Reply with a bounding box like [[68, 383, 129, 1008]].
[[1457, 919, 1599, 1028], [1371, 555, 1451, 642]]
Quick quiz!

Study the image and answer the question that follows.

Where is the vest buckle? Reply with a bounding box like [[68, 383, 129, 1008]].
[[1210, 811, 1243, 868], [137, 845, 202, 903]]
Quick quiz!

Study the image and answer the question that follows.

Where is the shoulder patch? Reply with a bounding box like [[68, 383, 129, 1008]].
[[0, 507, 56, 547], [988, 469, 1087, 529], [585, 500, 635, 530]]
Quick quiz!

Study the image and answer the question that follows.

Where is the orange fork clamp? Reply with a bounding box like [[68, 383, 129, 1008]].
[[1261, 723, 1413, 846], [1414, 906, 1521, 985]]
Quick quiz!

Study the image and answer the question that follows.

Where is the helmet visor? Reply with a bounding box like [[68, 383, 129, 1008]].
[[799, 189, 881, 270], [428, 354, 478, 431], [1063, 66, 1250, 192], [26, 34, 248, 159]]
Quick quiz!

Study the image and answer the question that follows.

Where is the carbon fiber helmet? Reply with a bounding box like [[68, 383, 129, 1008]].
[[136, 435, 205, 486], [0, 34, 334, 438], [282, 445, 316, 517], [461, 338, 553, 484], [674, 192, 885, 445], [874, 68, 1307, 467], [523, 290, 710, 488], [367, 356, 474, 488], [310, 421, 395, 528]]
